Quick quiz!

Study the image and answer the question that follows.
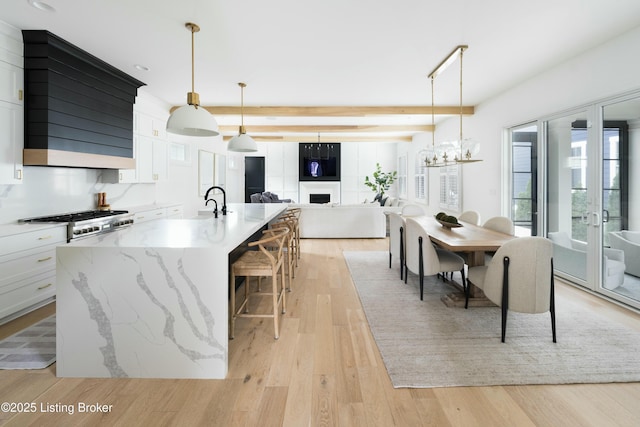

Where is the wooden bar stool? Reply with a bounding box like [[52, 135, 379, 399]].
[[281, 208, 301, 265], [267, 218, 296, 291], [230, 227, 288, 339]]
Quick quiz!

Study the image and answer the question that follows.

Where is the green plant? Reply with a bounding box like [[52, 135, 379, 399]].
[[364, 163, 398, 196]]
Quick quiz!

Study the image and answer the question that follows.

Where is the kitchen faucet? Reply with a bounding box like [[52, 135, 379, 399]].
[[204, 186, 227, 215], [205, 198, 218, 218]]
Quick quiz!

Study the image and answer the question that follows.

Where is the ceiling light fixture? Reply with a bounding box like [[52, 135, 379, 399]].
[[28, 0, 56, 12], [166, 22, 219, 137], [453, 46, 481, 164], [425, 45, 481, 167], [227, 82, 258, 152]]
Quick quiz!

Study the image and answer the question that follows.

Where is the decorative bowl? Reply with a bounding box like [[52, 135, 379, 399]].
[[436, 218, 463, 229]]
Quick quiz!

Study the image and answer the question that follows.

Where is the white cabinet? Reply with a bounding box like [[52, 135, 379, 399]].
[[0, 225, 66, 323], [131, 204, 183, 224], [105, 108, 169, 184], [0, 24, 24, 185], [133, 207, 166, 223], [166, 204, 184, 218], [0, 100, 23, 184]]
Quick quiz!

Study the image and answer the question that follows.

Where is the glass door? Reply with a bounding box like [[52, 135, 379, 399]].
[[546, 110, 592, 287], [600, 97, 639, 308]]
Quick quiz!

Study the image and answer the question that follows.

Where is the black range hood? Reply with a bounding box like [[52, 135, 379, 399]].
[[22, 30, 145, 169]]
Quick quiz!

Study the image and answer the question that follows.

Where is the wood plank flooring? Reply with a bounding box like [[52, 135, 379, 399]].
[[1, 238, 640, 426]]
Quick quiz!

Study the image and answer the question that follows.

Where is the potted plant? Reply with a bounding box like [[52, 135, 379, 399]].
[[364, 163, 398, 197]]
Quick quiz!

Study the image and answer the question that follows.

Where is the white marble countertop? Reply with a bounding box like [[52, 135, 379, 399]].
[[65, 203, 287, 251]]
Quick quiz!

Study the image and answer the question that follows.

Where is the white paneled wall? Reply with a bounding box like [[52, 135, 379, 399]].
[[341, 142, 397, 204], [265, 142, 299, 202]]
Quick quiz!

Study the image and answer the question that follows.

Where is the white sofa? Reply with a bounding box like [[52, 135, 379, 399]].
[[608, 230, 640, 277], [548, 231, 626, 289], [291, 203, 402, 238]]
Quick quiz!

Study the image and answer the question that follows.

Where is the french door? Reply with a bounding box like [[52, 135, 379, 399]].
[[544, 95, 638, 309]]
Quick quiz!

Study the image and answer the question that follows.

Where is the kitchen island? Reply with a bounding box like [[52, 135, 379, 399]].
[[56, 203, 287, 379]]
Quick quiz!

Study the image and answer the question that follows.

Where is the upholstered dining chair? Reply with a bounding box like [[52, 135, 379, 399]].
[[404, 217, 466, 300], [230, 227, 288, 339], [401, 204, 425, 217], [466, 236, 556, 343], [388, 212, 406, 279], [459, 210, 481, 225], [482, 216, 515, 235]]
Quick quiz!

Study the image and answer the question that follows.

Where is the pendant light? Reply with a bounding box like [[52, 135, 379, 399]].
[[453, 46, 481, 163], [166, 22, 219, 137], [227, 82, 258, 152], [425, 76, 442, 167]]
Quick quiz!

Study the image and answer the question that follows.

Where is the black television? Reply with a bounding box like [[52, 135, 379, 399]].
[[299, 143, 341, 181]]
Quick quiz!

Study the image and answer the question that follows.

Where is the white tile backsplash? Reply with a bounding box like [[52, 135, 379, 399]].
[[0, 166, 156, 224]]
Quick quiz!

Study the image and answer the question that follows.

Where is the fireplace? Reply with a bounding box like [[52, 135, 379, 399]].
[[310, 193, 330, 204], [299, 181, 341, 204]]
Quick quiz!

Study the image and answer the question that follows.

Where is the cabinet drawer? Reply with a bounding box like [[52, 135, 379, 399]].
[[166, 205, 183, 218], [0, 273, 56, 320], [1, 226, 66, 255], [0, 247, 57, 289], [134, 208, 166, 223]]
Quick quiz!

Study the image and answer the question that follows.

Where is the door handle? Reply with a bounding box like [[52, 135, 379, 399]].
[[602, 209, 609, 223], [592, 211, 601, 227]]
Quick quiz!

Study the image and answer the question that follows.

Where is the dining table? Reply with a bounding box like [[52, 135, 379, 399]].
[[408, 215, 516, 307]]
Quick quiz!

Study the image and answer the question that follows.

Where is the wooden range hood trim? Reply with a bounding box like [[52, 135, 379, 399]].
[[24, 149, 135, 169]]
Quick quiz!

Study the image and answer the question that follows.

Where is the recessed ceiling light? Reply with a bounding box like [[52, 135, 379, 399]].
[[28, 0, 56, 12], [134, 64, 150, 72]]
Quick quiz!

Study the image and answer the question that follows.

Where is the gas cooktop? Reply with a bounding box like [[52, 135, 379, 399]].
[[20, 210, 134, 241]]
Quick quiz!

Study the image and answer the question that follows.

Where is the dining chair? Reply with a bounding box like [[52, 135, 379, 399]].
[[230, 227, 288, 339], [466, 236, 556, 343], [404, 217, 466, 300], [482, 216, 515, 235], [387, 212, 406, 279], [459, 210, 481, 225], [401, 204, 425, 217]]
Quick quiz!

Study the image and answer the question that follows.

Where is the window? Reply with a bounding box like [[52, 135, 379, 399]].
[[397, 155, 407, 198], [509, 123, 538, 236], [414, 150, 428, 201], [439, 165, 460, 211]]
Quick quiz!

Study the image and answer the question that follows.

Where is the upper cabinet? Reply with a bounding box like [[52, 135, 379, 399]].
[[0, 22, 24, 184], [104, 108, 169, 183]]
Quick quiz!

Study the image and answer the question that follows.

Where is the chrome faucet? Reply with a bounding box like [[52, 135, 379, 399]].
[[205, 198, 218, 218], [204, 186, 227, 215]]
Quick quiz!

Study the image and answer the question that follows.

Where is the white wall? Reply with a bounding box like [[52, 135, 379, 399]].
[[401, 25, 640, 222]]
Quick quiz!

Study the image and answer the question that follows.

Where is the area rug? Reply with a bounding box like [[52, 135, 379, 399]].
[[343, 251, 640, 388], [0, 315, 56, 370]]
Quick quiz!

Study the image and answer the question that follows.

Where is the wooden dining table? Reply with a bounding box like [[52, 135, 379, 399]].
[[409, 215, 516, 307]]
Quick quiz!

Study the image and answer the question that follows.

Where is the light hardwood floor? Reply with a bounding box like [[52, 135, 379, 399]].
[[1, 238, 640, 426]]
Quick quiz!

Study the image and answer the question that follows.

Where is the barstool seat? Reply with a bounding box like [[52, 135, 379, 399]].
[[230, 227, 288, 339]]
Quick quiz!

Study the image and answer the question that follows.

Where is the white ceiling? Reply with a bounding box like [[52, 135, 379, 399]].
[[3, 0, 640, 141]]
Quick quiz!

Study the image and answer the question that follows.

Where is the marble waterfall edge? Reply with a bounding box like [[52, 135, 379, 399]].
[[56, 246, 228, 379]]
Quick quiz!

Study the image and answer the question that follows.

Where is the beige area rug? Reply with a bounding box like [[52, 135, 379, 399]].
[[344, 251, 640, 388], [0, 315, 56, 370]]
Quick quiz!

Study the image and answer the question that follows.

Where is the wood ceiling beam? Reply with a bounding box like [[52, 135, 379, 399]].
[[218, 124, 434, 133], [221, 135, 413, 143], [183, 105, 474, 116]]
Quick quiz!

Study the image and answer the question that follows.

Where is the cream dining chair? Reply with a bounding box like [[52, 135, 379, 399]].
[[459, 210, 481, 225], [466, 236, 556, 343], [404, 217, 466, 300], [387, 204, 425, 280], [482, 216, 515, 235], [388, 212, 406, 279]]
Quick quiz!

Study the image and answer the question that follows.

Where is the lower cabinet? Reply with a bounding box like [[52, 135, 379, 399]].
[[132, 204, 183, 224], [0, 225, 66, 324]]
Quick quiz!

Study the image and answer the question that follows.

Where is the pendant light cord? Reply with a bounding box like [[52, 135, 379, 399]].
[[191, 27, 195, 94], [459, 47, 464, 157]]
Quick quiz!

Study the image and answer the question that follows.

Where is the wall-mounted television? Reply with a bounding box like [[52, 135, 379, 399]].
[[299, 143, 341, 181]]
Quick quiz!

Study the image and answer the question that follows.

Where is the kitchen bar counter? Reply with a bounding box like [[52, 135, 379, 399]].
[[56, 203, 287, 379]]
